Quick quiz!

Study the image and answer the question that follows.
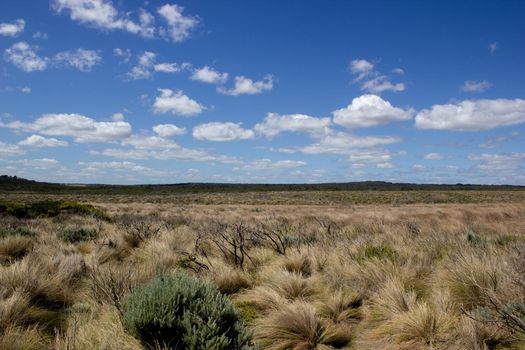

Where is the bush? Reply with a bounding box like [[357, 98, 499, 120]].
[[0, 227, 36, 239], [0, 200, 109, 220], [361, 244, 397, 261], [57, 227, 97, 243], [122, 273, 253, 349]]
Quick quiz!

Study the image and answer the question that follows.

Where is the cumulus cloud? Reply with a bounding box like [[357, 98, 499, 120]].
[[415, 98, 525, 131], [424, 152, 444, 160], [0, 19, 25, 37], [96, 147, 237, 163], [0, 113, 131, 143], [254, 113, 331, 138], [332, 94, 414, 128], [126, 51, 186, 79], [13, 158, 59, 169], [468, 152, 525, 173], [78, 160, 169, 177], [0, 141, 25, 158], [121, 135, 179, 149], [51, 0, 155, 38], [193, 122, 254, 141], [18, 134, 69, 147], [4, 42, 48, 72], [113, 47, 132, 63], [157, 4, 198, 42], [154, 62, 182, 73], [241, 159, 306, 171], [152, 124, 186, 137], [299, 132, 401, 155], [217, 75, 273, 96], [349, 58, 406, 93], [127, 51, 156, 80], [191, 66, 228, 84], [153, 89, 204, 116], [54, 48, 102, 71], [461, 80, 492, 93], [20, 87, 31, 93]]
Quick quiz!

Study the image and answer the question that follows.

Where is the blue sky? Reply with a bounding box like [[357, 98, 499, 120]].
[[0, 0, 524, 184]]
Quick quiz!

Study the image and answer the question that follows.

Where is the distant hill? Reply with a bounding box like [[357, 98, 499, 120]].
[[1, 175, 524, 194]]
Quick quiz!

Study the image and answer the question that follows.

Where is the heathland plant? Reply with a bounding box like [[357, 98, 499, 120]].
[[122, 273, 253, 349]]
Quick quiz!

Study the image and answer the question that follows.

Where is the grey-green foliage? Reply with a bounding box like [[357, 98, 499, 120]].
[[0, 226, 36, 239], [123, 273, 253, 350], [57, 227, 97, 243]]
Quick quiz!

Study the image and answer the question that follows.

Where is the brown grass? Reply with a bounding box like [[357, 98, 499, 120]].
[[0, 194, 524, 348]]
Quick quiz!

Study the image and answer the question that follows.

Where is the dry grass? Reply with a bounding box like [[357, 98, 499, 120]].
[[0, 194, 524, 349]]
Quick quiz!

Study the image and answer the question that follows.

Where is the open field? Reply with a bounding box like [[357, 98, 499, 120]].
[[1, 192, 525, 349]]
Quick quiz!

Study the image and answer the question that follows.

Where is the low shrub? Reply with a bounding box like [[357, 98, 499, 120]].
[[361, 244, 397, 261], [0, 200, 109, 220], [58, 227, 97, 243], [122, 273, 253, 349], [0, 227, 36, 239]]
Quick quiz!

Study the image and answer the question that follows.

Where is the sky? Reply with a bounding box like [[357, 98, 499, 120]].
[[0, 0, 524, 185]]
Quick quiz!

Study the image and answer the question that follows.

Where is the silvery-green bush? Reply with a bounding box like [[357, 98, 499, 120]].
[[123, 273, 253, 349]]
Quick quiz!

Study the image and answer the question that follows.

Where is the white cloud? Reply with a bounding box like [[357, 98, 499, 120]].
[[217, 75, 273, 96], [54, 48, 102, 72], [468, 153, 525, 183], [349, 59, 374, 76], [113, 47, 131, 63], [299, 133, 401, 155], [154, 62, 181, 73], [152, 124, 186, 137], [33, 31, 48, 39], [191, 66, 228, 84], [413, 164, 425, 172], [153, 89, 204, 116], [78, 160, 168, 176], [0, 19, 25, 37], [424, 152, 444, 160], [1, 113, 132, 143], [18, 134, 68, 147], [157, 4, 198, 42], [13, 158, 59, 169], [349, 58, 406, 93], [96, 147, 237, 163], [20, 86, 31, 93], [347, 149, 393, 163], [361, 76, 405, 93], [4, 42, 48, 72], [241, 159, 306, 171], [127, 51, 156, 80], [376, 162, 393, 168], [461, 80, 492, 93], [415, 98, 525, 131], [126, 51, 185, 79], [254, 113, 331, 138], [111, 112, 124, 121], [193, 122, 254, 141], [51, 0, 155, 38], [0, 141, 25, 158], [121, 135, 179, 149], [332, 94, 414, 128]]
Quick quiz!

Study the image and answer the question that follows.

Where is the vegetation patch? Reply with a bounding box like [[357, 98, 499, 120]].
[[57, 227, 97, 243], [0, 227, 36, 239], [0, 200, 109, 220], [122, 273, 253, 349]]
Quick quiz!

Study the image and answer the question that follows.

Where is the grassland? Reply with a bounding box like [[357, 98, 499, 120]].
[[1, 189, 525, 349]]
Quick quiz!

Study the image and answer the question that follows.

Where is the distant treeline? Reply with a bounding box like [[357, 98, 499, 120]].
[[1, 175, 524, 194]]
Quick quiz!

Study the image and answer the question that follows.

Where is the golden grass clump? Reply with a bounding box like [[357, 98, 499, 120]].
[[255, 301, 352, 350]]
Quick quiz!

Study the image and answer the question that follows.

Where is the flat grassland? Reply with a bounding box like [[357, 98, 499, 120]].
[[1, 190, 525, 349]]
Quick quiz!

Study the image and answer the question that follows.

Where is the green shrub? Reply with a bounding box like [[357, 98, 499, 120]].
[[466, 229, 485, 246], [0, 227, 36, 239], [57, 227, 97, 243], [123, 273, 253, 349], [361, 244, 397, 261], [0, 200, 109, 220]]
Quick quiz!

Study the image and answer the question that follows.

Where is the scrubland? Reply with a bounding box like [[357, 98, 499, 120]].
[[1, 193, 525, 349]]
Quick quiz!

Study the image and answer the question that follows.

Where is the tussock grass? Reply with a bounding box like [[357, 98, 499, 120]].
[[1, 198, 524, 348]]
